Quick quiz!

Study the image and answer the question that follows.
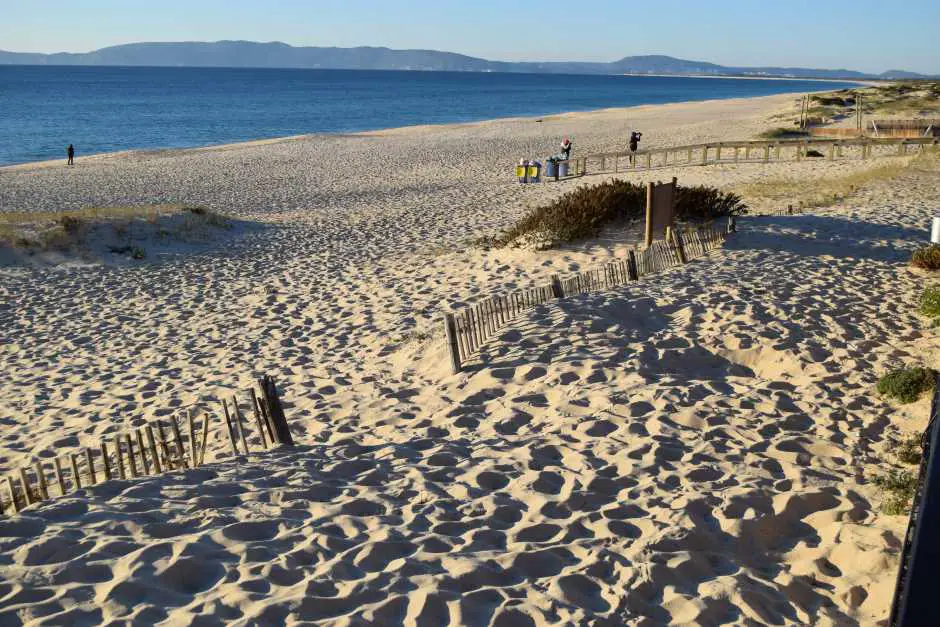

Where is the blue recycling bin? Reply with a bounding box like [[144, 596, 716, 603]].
[[545, 159, 558, 178]]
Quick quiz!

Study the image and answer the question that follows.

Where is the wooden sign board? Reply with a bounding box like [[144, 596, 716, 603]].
[[645, 178, 677, 245]]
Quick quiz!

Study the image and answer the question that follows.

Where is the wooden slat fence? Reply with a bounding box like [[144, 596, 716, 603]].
[[547, 136, 939, 180], [443, 224, 731, 373], [0, 374, 292, 516]]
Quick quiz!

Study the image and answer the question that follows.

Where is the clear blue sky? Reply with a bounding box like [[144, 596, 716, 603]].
[[3, 0, 938, 74]]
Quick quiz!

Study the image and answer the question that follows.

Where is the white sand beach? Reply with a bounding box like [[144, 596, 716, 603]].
[[0, 91, 937, 625]]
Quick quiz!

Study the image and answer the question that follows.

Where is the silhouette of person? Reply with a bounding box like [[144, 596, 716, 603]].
[[629, 131, 642, 163], [67, 144, 74, 166]]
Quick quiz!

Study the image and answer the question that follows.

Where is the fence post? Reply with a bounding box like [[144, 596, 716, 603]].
[[260, 376, 294, 447], [672, 229, 688, 264], [144, 427, 161, 474], [18, 469, 34, 506], [644, 181, 655, 246], [132, 430, 147, 475], [550, 275, 564, 299], [124, 434, 138, 478], [221, 400, 239, 455], [34, 462, 48, 500], [443, 313, 461, 374], [85, 448, 97, 484], [54, 457, 66, 494], [69, 454, 82, 489], [6, 477, 20, 513], [627, 251, 639, 280], [701, 146, 708, 165]]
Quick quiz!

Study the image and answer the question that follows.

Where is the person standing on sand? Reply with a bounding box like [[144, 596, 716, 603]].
[[629, 131, 642, 163], [561, 137, 572, 161], [66, 144, 74, 166]]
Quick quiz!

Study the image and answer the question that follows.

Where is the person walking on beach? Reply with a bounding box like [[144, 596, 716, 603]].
[[66, 144, 74, 166], [561, 137, 572, 161], [629, 131, 642, 164]]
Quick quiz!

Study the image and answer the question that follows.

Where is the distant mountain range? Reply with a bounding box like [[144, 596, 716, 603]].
[[0, 41, 932, 80]]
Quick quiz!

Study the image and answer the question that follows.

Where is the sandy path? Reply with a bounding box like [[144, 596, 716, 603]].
[[1, 92, 938, 624]]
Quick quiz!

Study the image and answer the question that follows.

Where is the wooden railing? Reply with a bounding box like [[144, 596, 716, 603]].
[[889, 373, 940, 626], [550, 136, 939, 179]]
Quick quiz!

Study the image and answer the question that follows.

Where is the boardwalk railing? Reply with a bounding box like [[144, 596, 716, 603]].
[[442, 224, 729, 373], [889, 372, 940, 626], [550, 136, 939, 180], [1, 374, 292, 516]]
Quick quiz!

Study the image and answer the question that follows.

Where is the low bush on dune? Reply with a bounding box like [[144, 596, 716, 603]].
[[912, 245, 940, 271], [811, 95, 855, 107], [894, 434, 923, 465], [876, 367, 937, 404], [759, 127, 809, 140], [0, 204, 234, 263], [485, 180, 747, 249], [921, 285, 940, 321], [874, 469, 919, 515]]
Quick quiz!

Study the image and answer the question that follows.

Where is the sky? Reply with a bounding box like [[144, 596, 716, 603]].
[[2, 0, 939, 74]]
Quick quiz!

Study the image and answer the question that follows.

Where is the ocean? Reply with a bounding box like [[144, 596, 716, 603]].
[[0, 65, 857, 166]]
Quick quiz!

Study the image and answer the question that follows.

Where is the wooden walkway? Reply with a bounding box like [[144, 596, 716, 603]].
[[554, 136, 939, 179]]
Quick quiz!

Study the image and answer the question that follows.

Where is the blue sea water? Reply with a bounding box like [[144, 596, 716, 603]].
[[0, 66, 858, 166]]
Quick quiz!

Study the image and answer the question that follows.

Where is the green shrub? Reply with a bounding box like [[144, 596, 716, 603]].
[[912, 245, 940, 270], [759, 128, 810, 140], [873, 469, 918, 515], [894, 434, 923, 465], [675, 186, 748, 221], [921, 285, 940, 319], [877, 367, 937, 404], [811, 95, 853, 107], [57, 215, 84, 234], [491, 180, 747, 248], [131, 247, 146, 260]]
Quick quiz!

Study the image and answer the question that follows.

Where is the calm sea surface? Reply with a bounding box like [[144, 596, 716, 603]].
[[0, 66, 858, 166]]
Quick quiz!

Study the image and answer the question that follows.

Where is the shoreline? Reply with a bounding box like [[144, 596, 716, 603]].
[[0, 88, 841, 171], [626, 72, 880, 86]]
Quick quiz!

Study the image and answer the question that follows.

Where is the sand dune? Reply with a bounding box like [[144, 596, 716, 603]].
[[1, 91, 937, 624]]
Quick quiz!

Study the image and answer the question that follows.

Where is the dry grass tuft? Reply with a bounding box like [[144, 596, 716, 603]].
[[738, 150, 938, 210], [912, 245, 940, 271], [0, 204, 231, 256], [873, 469, 918, 515]]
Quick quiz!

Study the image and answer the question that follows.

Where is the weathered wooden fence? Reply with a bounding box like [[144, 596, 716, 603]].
[[442, 224, 729, 373], [871, 119, 940, 139], [0, 374, 292, 516], [551, 137, 939, 180]]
